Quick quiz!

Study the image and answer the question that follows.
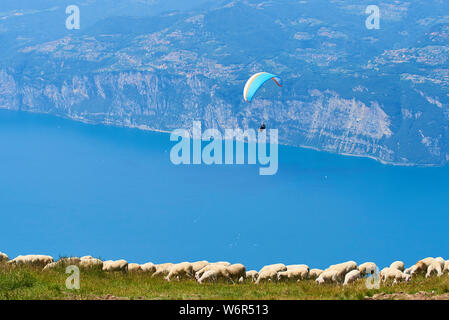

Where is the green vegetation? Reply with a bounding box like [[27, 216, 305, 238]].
[[1, 264, 449, 300]]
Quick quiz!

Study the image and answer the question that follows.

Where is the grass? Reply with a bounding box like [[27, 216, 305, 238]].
[[1, 263, 449, 300]]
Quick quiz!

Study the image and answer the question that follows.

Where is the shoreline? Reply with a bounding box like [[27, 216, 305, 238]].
[[0, 107, 443, 168]]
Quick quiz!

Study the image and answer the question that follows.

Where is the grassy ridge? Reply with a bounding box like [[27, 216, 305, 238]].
[[1, 264, 449, 300]]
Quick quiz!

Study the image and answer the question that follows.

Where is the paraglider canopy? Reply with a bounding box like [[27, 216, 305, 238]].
[[243, 72, 282, 102]]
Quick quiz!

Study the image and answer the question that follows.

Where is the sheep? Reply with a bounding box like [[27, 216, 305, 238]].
[[343, 270, 360, 285], [80, 256, 94, 260], [241, 270, 258, 283], [432, 257, 445, 272], [196, 264, 218, 280], [30, 255, 54, 267], [414, 257, 435, 274], [328, 261, 357, 272], [405, 265, 417, 275], [259, 263, 287, 274], [199, 265, 234, 284], [198, 266, 233, 284], [327, 261, 357, 282], [290, 266, 309, 280], [42, 262, 58, 271], [435, 257, 445, 267], [211, 261, 231, 267], [43, 257, 82, 271], [79, 258, 103, 269], [358, 262, 377, 276], [277, 267, 308, 282], [255, 268, 279, 284], [382, 268, 411, 284], [102, 260, 128, 272], [60, 257, 82, 265], [141, 262, 156, 274], [10, 255, 54, 268], [151, 263, 174, 278], [286, 264, 309, 272], [379, 267, 390, 282], [316, 269, 338, 284], [165, 262, 194, 281], [196, 262, 235, 280], [198, 270, 218, 284], [394, 271, 411, 284], [444, 260, 449, 274], [389, 261, 405, 272], [227, 264, 246, 283], [191, 261, 209, 273], [128, 263, 143, 273], [308, 269, 323, 280], [0, 252, 9, 263], [426, 260, 443, 278]]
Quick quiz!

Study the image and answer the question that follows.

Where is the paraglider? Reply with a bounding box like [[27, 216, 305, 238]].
[[243, 72, 282, 131], [243, 72, 282, 103]]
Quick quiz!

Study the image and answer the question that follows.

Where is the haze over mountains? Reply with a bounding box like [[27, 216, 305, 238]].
[[1, 0, 449, 166]]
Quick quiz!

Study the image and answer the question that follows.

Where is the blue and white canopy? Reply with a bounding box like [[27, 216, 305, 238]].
[[243, 72, 282, 102]]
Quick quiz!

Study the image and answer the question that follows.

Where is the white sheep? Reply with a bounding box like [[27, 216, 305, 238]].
[[198, 265, 233, 284], [0, 252, 9, 263], [227, 264, 246, 283], [42, 262, 58, 271], [308, 269, 323, 280], [444, 260, 449, 274], [43, 257, 82, 271], [434, 257, 445, 271], [405, 265, 417, 275], [198, 270, 218, 284], [102, 260, 128, 272], [327, 261, 357, 282], [277, 267, 308, 282], [211, 261, 231, 267], [141, 262, 156, 274], [358, 262, 377, 276], [343, 270, 360, 285], [389, 261, 405, 272], [80, 256, 94, 260], [79, 258, 103, 269], [255, 268, 279, 284], [128, 263, 143, 273], [165, 262, 194, 281], [414, 257, 435, 274], [241, 270, 258, 283], [286, 264, 309, 271], [191, 261, 209, 273], [151, 263, 174, 278], [10, 255, 54, 268], [379, 267, 390, 282], [259, 263, 287, 274], [426, 260, 443, 278], [316, 269, 338, 284], [196, 264, 218, 280], [382, 268, 411, 284]]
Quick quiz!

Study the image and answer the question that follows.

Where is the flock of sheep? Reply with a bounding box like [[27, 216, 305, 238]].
[[1, 251, 449, 286]]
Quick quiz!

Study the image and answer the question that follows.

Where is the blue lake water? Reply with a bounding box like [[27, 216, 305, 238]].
[[1, 109, 449, 270]]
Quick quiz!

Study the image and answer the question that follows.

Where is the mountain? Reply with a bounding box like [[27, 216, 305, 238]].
[[1, 0, 449, 165]]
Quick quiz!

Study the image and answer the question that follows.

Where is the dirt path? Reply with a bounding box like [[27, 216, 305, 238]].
[[366, 291, 449, 300]]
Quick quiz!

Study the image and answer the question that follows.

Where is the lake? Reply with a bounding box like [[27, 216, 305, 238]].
[[1, 109, 448, 270]]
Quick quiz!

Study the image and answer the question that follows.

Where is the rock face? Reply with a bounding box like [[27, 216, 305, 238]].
[[1, 0, 449, 166]]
